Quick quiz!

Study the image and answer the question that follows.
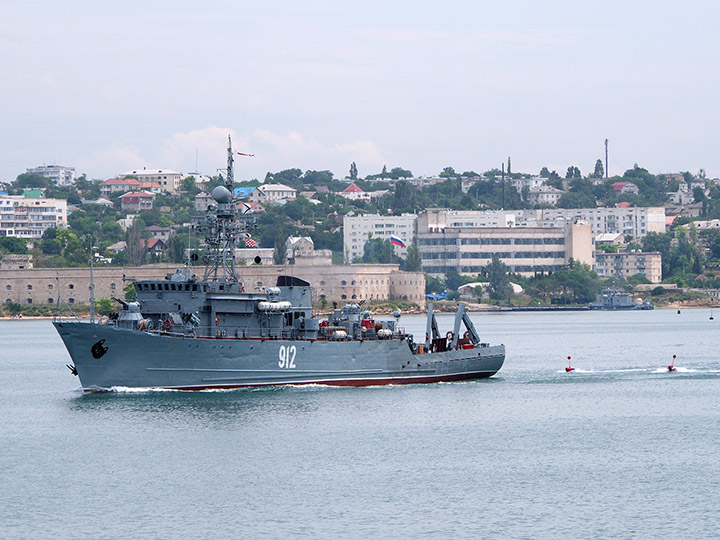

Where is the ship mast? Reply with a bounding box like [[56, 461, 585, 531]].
[[201, 135, 242, 283]]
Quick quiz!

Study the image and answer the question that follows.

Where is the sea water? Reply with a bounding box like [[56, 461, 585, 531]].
[[1, 310, 719, 539]]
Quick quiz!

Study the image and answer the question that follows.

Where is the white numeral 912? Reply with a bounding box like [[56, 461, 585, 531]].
[[278, 345, 297, 368]]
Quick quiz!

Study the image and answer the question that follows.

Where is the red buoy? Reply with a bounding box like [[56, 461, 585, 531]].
[[668, 354, 677, 372], [565, 355, 575, 372]]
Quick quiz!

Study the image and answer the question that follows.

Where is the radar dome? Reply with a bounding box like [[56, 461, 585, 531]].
[[212, 186, 232, 204]]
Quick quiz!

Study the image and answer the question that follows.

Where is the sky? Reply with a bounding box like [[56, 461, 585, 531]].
[[2, 0, 719, 183]]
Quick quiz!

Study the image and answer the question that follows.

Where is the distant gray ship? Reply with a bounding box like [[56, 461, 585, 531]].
[[54, 137, 505, 391], [589, 288, 654, 310]]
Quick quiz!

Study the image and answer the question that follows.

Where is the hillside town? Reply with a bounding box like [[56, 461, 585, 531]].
[[2, 159, 720, 314]]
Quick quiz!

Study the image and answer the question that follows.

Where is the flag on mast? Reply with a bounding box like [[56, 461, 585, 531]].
[[245, 238, 257, 248]]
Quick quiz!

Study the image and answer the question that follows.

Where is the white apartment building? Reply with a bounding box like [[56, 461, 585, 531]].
[[0, 196, 68, 239], [121, 169, 184, 193], [595, 251, 662, 283], [249, 183, 297, 203], [417, 211, 593, 277], [423, 208, 664, 239], [26, 165, 76, 187], [343, 213, 417, 262], [510, 176, 546, 193], [528, 185, 565, 206], [519, 207, 665, 238]]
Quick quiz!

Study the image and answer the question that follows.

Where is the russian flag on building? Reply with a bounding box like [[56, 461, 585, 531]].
[[390, 235, 406, 248]]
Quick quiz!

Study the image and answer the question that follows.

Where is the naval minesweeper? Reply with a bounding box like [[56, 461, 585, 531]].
[[54, 137, 505, 391]]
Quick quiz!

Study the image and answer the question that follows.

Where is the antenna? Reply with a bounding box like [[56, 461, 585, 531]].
[[605, 139, 609, 179], [501, 162, 505, 209], [89, 236, 95, 324]]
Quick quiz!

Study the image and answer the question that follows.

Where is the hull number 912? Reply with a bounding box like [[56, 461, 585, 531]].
[[278, 345, 297, 368]]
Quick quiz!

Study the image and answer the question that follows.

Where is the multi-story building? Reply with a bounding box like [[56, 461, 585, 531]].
[[521, 207, 665, 238], [120, 191, 154, 212], [100, 178, 141, 197], [595, 251, 662, 283], [248, 183, 297, 203], [343, 213, 417, 262], [0, 196, 68, 239], [26, 165, 76, 187], [121, 169, 184, 193], [417, 211, 593, 277], [528, 185, 565, 206]]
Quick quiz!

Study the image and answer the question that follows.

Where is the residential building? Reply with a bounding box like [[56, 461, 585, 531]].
[[343, 213, 417, 262], [595, 251, 662, 283], [417, 211, 594, 277], [120, 191, 154, 212], [337, 183, 370, 202], [666, 183, 693, 205], [0, 195, 68, 239], [121, 169, 184, 193], [194, 192, 214, 212], [514, 207, 665, 238], [145, 225, 174, 243], [26, 165, 76, 186], [611, 181, 640, 195], [510, 176, 546, 193], [140, 238, 167, 257], [528, 185, 565, 206], [249, 183, 297, 203], [100, 177, 141, 197]]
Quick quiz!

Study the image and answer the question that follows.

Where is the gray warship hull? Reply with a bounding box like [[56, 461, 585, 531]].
[[54, 321, 504, 391]]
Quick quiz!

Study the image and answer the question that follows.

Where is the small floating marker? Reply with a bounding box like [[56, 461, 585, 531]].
[[565, 355, 575, 372], [668, 354, 677, 372], [677, 309, 681, 314]]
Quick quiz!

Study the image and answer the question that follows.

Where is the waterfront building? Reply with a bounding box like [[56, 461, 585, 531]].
[[1, 264, 424, 307], [25, 165, 76, 187], [343, 213, 417, 262], [0, 195, 68, 239], [417, 211, 593, 277]]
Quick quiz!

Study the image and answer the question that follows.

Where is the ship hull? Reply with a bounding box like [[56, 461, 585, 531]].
[[54, 322, 505, 391]]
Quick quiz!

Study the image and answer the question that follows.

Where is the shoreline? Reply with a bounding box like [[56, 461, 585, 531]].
[[2, 302, 717, 321]]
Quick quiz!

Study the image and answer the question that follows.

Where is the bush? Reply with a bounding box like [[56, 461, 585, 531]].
[[652, 286, 666, 296]]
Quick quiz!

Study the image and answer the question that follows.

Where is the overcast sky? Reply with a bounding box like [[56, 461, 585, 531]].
[[2, 1, 719, 183]]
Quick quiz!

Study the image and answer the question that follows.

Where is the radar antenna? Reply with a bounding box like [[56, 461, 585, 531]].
[[200, 135, 246, 283]]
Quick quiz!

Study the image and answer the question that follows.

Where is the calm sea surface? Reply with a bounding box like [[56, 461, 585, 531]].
[[2, 310, 719, 540]]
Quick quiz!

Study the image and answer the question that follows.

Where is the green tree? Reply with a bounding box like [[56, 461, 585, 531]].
[[565, 166, 582, 179], [362, 237, 399, 264], [591, 159, 604, 178], [94, 297, 115, 315], [349, 162, 358, 180], [401, 244, 422, 272], [273, 235, 287, 265], [0, 237, 28, 254], [486, 257, 513, 304], [123, 283, 136, 301]]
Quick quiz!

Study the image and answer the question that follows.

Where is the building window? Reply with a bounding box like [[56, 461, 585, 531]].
[[27, 284, 32, 290], [27, 298, 33, 304], [48, 298, 54, 304], [341, 294, 347, 299], [6, 285, 11, 290], [48, 284, 53, 289], [68, 284, 74, 289], [341, 280, 347, 285], [68, 298, 75, 304], [110, 283, 116, 290]]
